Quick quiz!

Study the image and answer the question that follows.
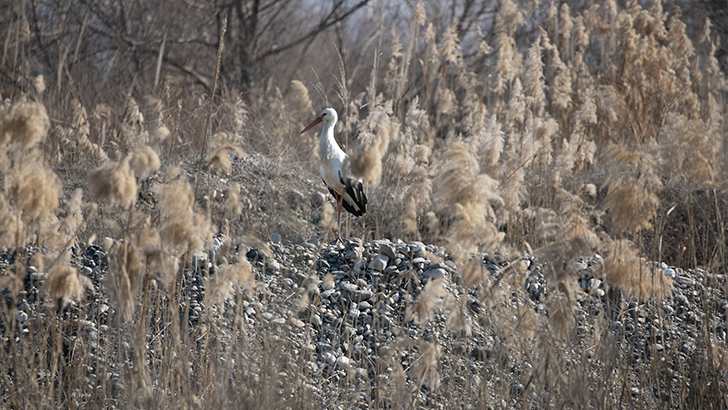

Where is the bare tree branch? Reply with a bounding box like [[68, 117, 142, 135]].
[[257, 0, 371, 60]]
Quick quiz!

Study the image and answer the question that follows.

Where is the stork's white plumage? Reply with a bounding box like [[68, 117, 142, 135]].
[[301, 108, 367, 231]]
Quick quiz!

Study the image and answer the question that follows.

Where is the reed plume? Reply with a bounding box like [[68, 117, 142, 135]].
[[412, 340, 441, 390], [603, 238, 672, 300], [129, 145, 161, 179], [602, 144, 661, 235], [7, 157, 60, 218], [2, 99, 50, 149], [350, 103, 397, 184], [158, 175, 213, 253], [405, 277, 449, 325], [433, 141, 504, 252], [88, 158, 138, 208], [205, 257, 253, 306], [46, 252, 92, 306], [207, 143, 244, 174]]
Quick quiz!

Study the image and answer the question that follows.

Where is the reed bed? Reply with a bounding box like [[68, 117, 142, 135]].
[[1, 0, 728, 408]]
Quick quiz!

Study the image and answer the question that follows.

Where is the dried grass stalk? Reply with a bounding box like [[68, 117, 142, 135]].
[[432, 142, 504, 251], [58, 188, 85, 237], [145, 248, 179, 288], [104, 237, 148, 322], [350, 103, 397, 184], [0, 195, 22, 245], [319, 202, 335, 231], [548, 282, 577, 339], [604, 179, 659, 234], [223, 182, 243, 217], [444, 297, 472, 336], [460, 254, 487, 288], [412, 340, 441, 390], [288, 80, 315, 120]]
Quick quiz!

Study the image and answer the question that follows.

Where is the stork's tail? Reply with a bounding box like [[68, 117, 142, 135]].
[[330, 177, 367, 217]]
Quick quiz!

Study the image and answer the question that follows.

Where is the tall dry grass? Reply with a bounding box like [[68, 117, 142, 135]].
[[1, 0, 728, 408]]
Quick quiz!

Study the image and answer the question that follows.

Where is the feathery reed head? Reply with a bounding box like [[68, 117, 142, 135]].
[[289, 80, 315, 119], [207, 143, 244, 174], [158, 178, 213, 252], [205, 258, 253, 306], [46, 253, 92, 306], [129, 146, 161, 179], [8, 158, 60, 217], [405, 277, 449, 325], [88, 159, 138, 207], [603, 238, 672, 300], [432, 142, 504, 251], [350, 104, 396, 184], [2, 100, 50, 148]]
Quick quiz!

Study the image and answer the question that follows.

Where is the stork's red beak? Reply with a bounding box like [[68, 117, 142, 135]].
[[301, 116, 323, 134]]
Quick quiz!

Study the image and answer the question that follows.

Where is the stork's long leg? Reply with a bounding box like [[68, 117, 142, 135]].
[[336, 192, 344, 237], [331, 190, 343, 241]]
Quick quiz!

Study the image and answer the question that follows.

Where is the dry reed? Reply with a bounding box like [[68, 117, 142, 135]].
[[3, 1, 728, 408]]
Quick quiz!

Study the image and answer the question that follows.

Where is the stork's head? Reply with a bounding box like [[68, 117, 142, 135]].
[[301, 108, 338, 134]]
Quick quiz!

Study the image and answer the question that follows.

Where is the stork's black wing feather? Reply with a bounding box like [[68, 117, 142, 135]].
[[342, 177, 367, 217], [326, 174, 367, 217]]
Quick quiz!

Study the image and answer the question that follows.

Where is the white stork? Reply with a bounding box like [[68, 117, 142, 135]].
[[301, 108, 367, 233]]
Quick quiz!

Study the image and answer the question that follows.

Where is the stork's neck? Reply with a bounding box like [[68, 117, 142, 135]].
[[319, 120, 340, 153]]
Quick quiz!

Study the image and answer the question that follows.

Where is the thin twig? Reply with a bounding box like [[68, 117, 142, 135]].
[[166, 99, 182, 172], [193, 13, 228, 202]]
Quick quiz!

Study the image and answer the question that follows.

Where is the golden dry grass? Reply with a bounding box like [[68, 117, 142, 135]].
[[1, 0, 728, 408]]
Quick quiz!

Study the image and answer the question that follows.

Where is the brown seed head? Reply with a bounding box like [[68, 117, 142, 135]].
[[89, 160, 138, 207]]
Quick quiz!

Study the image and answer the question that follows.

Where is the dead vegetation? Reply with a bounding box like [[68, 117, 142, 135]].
[[2, 0, 728, 408]]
